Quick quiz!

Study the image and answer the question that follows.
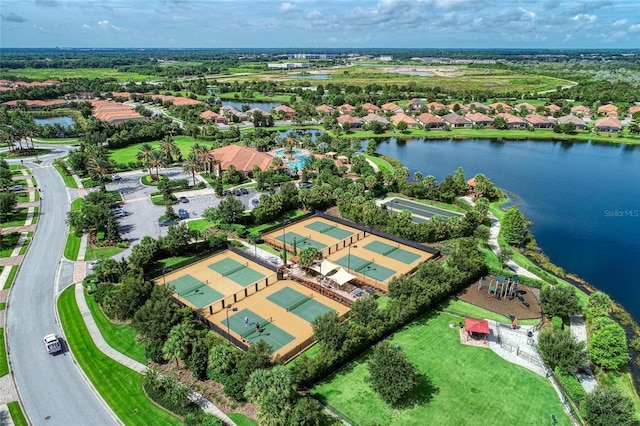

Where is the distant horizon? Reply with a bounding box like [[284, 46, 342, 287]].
[[1, 1, 639, 49], [1, 47, 639, 52]]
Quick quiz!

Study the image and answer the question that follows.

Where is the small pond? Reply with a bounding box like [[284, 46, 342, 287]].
[[34, 116, 74, 128], [221, 101, 282, 111]]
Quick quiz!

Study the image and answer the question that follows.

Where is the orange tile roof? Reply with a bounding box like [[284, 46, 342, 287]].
[[514, 102, 536, 112], [597, 104, 618, 114], [362, 103, 380, 112], [490, 102, 513, 111], [426, 102, 445, 110], [209, 145, 274, 173], [571, 105, 591, 114], [361, 113, 389, 124], [415, 113, 444, 125], [91, 100, 145, 125], [390, 113, 418, 125], [628, 105, 640, 115], [466, 112, 492, 123], [381, 102, 402, 112], [315, 104, 334, 114], [594, 117, 622, 129], [546, 104, 561, 113], [497, 112, 526, 124], [525, 114, 552, 125], [336, 114, 362, 125]]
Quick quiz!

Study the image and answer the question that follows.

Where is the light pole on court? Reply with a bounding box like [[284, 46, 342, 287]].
[[348, 244, 358, 272], [282, 219, 290, 265], [226, 304, 238, 344]]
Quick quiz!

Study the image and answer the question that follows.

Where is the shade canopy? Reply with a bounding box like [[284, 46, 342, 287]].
[[465, 318, 490, 334], [328, 267, 357, 286], [309, 259, 340, 275]]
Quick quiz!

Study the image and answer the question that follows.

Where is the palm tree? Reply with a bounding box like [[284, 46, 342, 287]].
[[147, 149, 164, 181], [183, 152, 200, 186], [271, 156, 284, 170], [413, 171, 423, 183], [86, 147, 113, 190], [162, 323, 193, 369], [136, 143, 154, 177], [159, 135, 180, 164]]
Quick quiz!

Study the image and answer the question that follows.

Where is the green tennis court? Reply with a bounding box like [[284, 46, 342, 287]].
[[167, 274, 223, 309], [222, 308, 294, 353], [386, 198, 461, 221], [208, 258, 266, 287], [305, 220, 354, 240], [363, 241, 421, 264], [267, 286, 335, 323], [334, 254, 396, 282], [276, 231, 325, 250]]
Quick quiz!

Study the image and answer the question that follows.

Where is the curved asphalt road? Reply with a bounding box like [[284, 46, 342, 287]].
[[6, 150, 117, 425]]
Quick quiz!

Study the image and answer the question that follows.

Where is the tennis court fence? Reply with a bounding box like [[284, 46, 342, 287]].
[[200, 273, 278, 315], [319, 230, 367, 258], [278, 335, 316, 364]]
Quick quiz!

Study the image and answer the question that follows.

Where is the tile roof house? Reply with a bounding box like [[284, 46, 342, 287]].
[[545, 104, 561, 115], [390, 113, 419, 128], [246, 108, 271, 120], [597, 104, 618, 117], [273, 105, 296, 120], [525, 114, 553, 129], [361, 113, 389, 126], [150, 94, 203, 106], [570, 105, 591, 116], [556, 115, 587, 130], [627, 105, 640, 116], [467, 102, 490, 112], [2, 99, 69, 109], [381, 102, 403, 114], [199, 110, 228, 124], [91, 100, 146, 126], [514, 102, 537, 113], [220, 106, 248, 122], [315, 104, 334, 115], [441, 113, 472, 128], [496, 112, 527, 129], [415, 113, 445, 129], [489, 102, 513, 112], [448, 103, 469, 113], [209, 145, 274, 176], [338, 104, 356, 114], [426, 102, 446, 112], [336, 114, 363, 128], [466, 112, 493, 126], [407, 98, 424, 110], [361, 103, 380, 113], [594, 117, 622, 133]]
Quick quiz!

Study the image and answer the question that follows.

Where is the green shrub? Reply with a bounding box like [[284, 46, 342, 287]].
[[552, 316, 563, 331], [554, 368, 587, 405]]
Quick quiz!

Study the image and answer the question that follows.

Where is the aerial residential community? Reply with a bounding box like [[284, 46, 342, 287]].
[[0, 2, 639, 426]]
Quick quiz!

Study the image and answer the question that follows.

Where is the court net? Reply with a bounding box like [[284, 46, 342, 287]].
[[222, 262, 249, 277], [287, 293, 314, 312], [175, 282, 202, 296], [319, 224, 338, 234], [241, 317, 273, 339], [382, 244, 400, 256], [355, 260, 375, 272]]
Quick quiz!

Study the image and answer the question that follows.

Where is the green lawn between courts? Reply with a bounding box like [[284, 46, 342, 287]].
[[109, 135, 198, 165], [57, 286, 180, 425], [312, 312, 571, 426]]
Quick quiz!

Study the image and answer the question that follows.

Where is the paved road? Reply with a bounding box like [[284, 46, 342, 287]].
[[6, 152, 117, 425]]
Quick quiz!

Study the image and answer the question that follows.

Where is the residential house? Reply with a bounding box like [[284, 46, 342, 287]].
[[448, 103, 469, 113], [514, 102, 537, 114], [1, 99, 69, 109], [338, 104, 356, 115], [489, 102, 513, 113], [597, 104, 618, 117], [209, 145, 274, 177], [441, 113, 472, 128], [415, 113, 445, 129], [556, 115, 587, 130], [273, 105, 296, 120], [407, 98, 424, 111], [91, 100, 146, 126], [525, 114, 553, 129], [199, 110, 228, 124], [361, 113, 389, 127], [315, 104, 334, 115], [361, 103, 380, 114], [220, 106, 248, 122], [594, 117, 622, 133], [426, 102, 446, 112], [545, 104, 561, 116], [467, 102, 490, 113], [381, 102, 403, 114], [246, 108, 271, 121], [390, 113, 419, 128], [150, 94, 203, 106], [466, 112, 493, 126], [336, 114, 363, 129], [496, 112, 527, 129], [627, 105, 640, 117], [570, 105, 591, 116]]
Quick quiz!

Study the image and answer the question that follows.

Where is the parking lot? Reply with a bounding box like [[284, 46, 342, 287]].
[[105, 168, 262, 259]]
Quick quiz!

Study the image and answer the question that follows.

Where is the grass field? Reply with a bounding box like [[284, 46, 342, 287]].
[[3, 266, 16, 289], [187, 219, 216, 233], [84, 245, 125, 261], [0, 208, 28, 228], [85, 290, 147, 364], [0, 68, 150, 82], [7, 401, 28, 426], [0, 329, 8, 376], [109, 135, 198, 165], [228, 413, 259, 426], [57, 286, 180, 425], [312, 312, 570, 426], [0, 233, 21, 257], [442, 298, 540, 326], [362, 154, 394, 174], [54, 163, 79, 189]]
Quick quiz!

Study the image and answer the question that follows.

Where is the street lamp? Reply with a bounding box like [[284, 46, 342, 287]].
[[348, 244, 358, 272], [161, 267, 172, 286], [226, 304, 238, 344], [282, 220, 290, 265]]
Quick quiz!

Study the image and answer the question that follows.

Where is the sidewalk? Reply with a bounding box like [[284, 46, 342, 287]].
[[569, 315, 597, 393], [72, 283, 235, 425]]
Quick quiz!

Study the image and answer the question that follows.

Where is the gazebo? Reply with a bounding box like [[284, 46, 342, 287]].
[[465, 318, 490, 342]]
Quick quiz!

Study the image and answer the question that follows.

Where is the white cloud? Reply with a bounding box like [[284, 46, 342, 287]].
[[279, 2, 296, 13], [82, 24, 91, 29], [97, 20, 123, 31], [572, 14, 597, 24], [629, 23, 640, 32], [564, 34, 572, 42], [518, 7, 536, 21], [612, 19, 627, 27]]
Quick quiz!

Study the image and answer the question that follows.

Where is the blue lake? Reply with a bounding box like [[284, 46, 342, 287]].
[[221, 101, 281, 111], [375, 138, 640, 320], [34, 116, 74, 128]]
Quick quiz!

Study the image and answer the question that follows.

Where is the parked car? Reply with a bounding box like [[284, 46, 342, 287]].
[[8, 185, 24, 192], [178, 209, 189, 219], [298, 182, 313, 189], [111, 174, 121, 181], [112, 208, 126, 218], [44, 334, 62, 354], [179, 196, 189, 203], [251, 198, 259, 206], [159, 219, 178, 227], [241, 188, 249, 195], [88, 260, 100, 269], [234, 189, 242, 196]]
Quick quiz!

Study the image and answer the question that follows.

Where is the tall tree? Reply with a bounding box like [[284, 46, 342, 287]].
[[136, 143, 155, 177], [502, 207, 527, 245], [148, 149, 165, 181], [588, 317, 629, 371], [162, 322, 194, 368], [583, 386, 635, 426], [183, 152, 200, 186], [540, 285, 581, 318], [244, 366, 296, 426], [159, 134, 181, 164], [367, 342, 420, 406], [537, 329, 587, 374]]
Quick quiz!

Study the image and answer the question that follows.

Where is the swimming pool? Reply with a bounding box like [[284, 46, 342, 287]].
[[274, 148, 310, 171]]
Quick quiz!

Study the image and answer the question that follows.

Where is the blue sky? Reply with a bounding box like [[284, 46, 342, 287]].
[[1, 0, 639, 49]]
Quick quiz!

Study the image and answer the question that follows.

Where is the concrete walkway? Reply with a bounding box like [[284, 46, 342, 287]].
[[569, 315, 597, 393], [72, 282, 235, 425]]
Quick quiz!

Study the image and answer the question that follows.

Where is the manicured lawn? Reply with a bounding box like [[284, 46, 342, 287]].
[[228, 413, 259, 426], [442, 298, 539, 326], [0, 330, 8, 376], [312, 312, 571, 426], [0, 233, 21, 257], [7, 401, 28, 426], [1, 68, 149, 81], [109, 135, 198, 165], [0, 302, 5, 310], [84, 246, 125, 261], [3, 266, 16, 289], [187, 219, 216, 233], [0, 208, 28, 228], [33, 137, 80, 145], [18, 233, 32, 255], [57, 286, 180, 425], [362, 153, 394, 174], [54, 163, 79, 188], [84, 290, 147, 364], [64, 233, 81, 261]]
